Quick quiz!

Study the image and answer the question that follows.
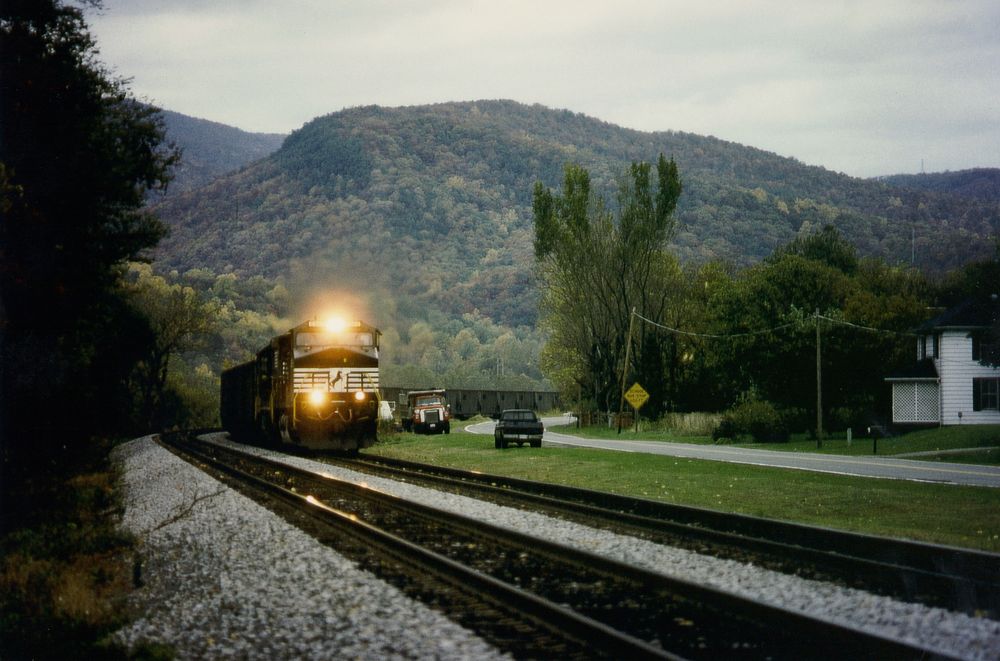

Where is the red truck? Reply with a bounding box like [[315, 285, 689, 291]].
[[401, 389, 451, 434]]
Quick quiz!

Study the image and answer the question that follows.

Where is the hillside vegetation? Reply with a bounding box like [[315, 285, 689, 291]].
[[145, 101, 999, 414], [157, 109, 285, 195], [152, 101, 998, 332], [877, 168, 1000, 203]]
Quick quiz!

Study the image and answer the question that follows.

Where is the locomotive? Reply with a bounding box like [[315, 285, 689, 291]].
[[221, 318, 381, 452]]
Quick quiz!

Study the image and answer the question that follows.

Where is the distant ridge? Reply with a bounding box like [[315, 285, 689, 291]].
[[875, 168, 1000, 203], [151, 100, 1000, 328], [158, 109, 285, 194]]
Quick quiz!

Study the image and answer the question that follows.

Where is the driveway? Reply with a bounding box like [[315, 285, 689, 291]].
[[465, 416, 1000, 488]]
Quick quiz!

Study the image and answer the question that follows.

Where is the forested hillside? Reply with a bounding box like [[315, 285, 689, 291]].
[[154, 101, 1000, 400], [157, 109, 285, 194], [149, 101, 998, 389], [877, 168, 1000, 203]]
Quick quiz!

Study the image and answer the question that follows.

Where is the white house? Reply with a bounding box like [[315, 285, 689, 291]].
[[886, 297, 1000, 426]]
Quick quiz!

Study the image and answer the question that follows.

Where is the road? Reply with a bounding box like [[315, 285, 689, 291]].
[[465, 416, 1000, 488]]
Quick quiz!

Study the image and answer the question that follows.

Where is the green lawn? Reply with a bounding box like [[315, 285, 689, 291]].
[[367, 430, 1000, 553], [547, 422, 1000, 463]]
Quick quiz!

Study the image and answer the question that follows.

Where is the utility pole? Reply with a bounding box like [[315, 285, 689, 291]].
[[617, 307, 637, 434], [815, 308, 823, 449]]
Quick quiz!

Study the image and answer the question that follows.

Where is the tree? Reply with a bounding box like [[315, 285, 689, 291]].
[[533, 156, 682, 412], [125, 265, 218, 431], [772, 224, 858, 274], [640, 259, 733, 413], [711, 228, 929, 431], [1, 1, 179, 463], [938, 242, 1000, 367]]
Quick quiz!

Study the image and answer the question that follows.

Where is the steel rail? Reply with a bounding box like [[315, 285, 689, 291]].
[[170, 434, 951, 659], [335, 453, 1000, 617], [160, 433, 675, 660]]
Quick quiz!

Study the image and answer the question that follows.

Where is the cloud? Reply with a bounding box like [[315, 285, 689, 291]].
[[88, 0, 1000, 176]]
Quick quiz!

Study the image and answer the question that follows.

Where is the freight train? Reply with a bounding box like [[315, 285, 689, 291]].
[[383, 387, 562, 421], [221, 319, 381, 452]]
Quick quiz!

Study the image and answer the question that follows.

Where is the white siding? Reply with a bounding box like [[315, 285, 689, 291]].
[[935, 330, 1000, 425]]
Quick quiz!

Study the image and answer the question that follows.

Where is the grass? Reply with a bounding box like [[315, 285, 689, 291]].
[[369, 430, 1000, 552], [549, 421, 1000, 464]]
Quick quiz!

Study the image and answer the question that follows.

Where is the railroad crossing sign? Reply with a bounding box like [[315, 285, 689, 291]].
[[624, 382, 649, 410]]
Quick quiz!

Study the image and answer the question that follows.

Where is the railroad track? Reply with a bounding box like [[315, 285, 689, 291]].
[[161, 432, 949, 659], [327, 453, 1000, 618]]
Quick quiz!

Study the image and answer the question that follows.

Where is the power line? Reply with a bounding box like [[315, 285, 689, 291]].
[[815, 314, 919, 338], [633, 309, 920, 341], [632, 311, 800, 339]]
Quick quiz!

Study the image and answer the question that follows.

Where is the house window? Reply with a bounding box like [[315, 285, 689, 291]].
[[973, 378, 1000, 411], [920, 334, 940, 360], [971, 333, 997, 363]]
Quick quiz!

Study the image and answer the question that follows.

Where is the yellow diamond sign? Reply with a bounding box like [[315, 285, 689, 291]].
[[624, 382, 649, 410]]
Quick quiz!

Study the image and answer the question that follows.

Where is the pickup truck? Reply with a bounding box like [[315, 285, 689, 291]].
[[494, 409, 544, 448]]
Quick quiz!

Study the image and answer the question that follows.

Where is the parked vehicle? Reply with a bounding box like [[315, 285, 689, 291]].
[[400, 389, 451, 434], [494, 409, 544, 448]]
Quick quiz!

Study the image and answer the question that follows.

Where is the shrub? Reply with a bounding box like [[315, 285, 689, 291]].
[[714, 395, 790, 443], [377, 417, 399, 438], [711, 416, 740, 443]]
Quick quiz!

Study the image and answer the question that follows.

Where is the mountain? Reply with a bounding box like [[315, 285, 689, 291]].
[[150, 100, 999, 329], [156, 109, 285, 194], [876, 169, 1000, 203]]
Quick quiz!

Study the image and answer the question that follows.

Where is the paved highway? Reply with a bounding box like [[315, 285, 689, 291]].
[[466, 416, 1000, 488]]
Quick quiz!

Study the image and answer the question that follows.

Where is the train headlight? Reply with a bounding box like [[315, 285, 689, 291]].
[[308, 390, 327, 407], [323, 316, 347, 334], [353, 390, 367, 402]]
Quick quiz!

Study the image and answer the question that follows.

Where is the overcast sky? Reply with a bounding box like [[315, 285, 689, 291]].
[[87, 0, 999, 178]]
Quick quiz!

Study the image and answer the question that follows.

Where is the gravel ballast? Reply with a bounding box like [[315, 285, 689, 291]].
[[114, 434, 1000, 660], [111, 436, 507, 660]]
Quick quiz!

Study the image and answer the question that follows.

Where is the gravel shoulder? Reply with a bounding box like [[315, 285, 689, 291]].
[[111, 436, 508, 660], [114, 434, 1000, 660]]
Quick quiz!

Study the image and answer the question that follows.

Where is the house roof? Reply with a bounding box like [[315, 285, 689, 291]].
[[917, 295, 999, 332], [885, 358, 939, 381]]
